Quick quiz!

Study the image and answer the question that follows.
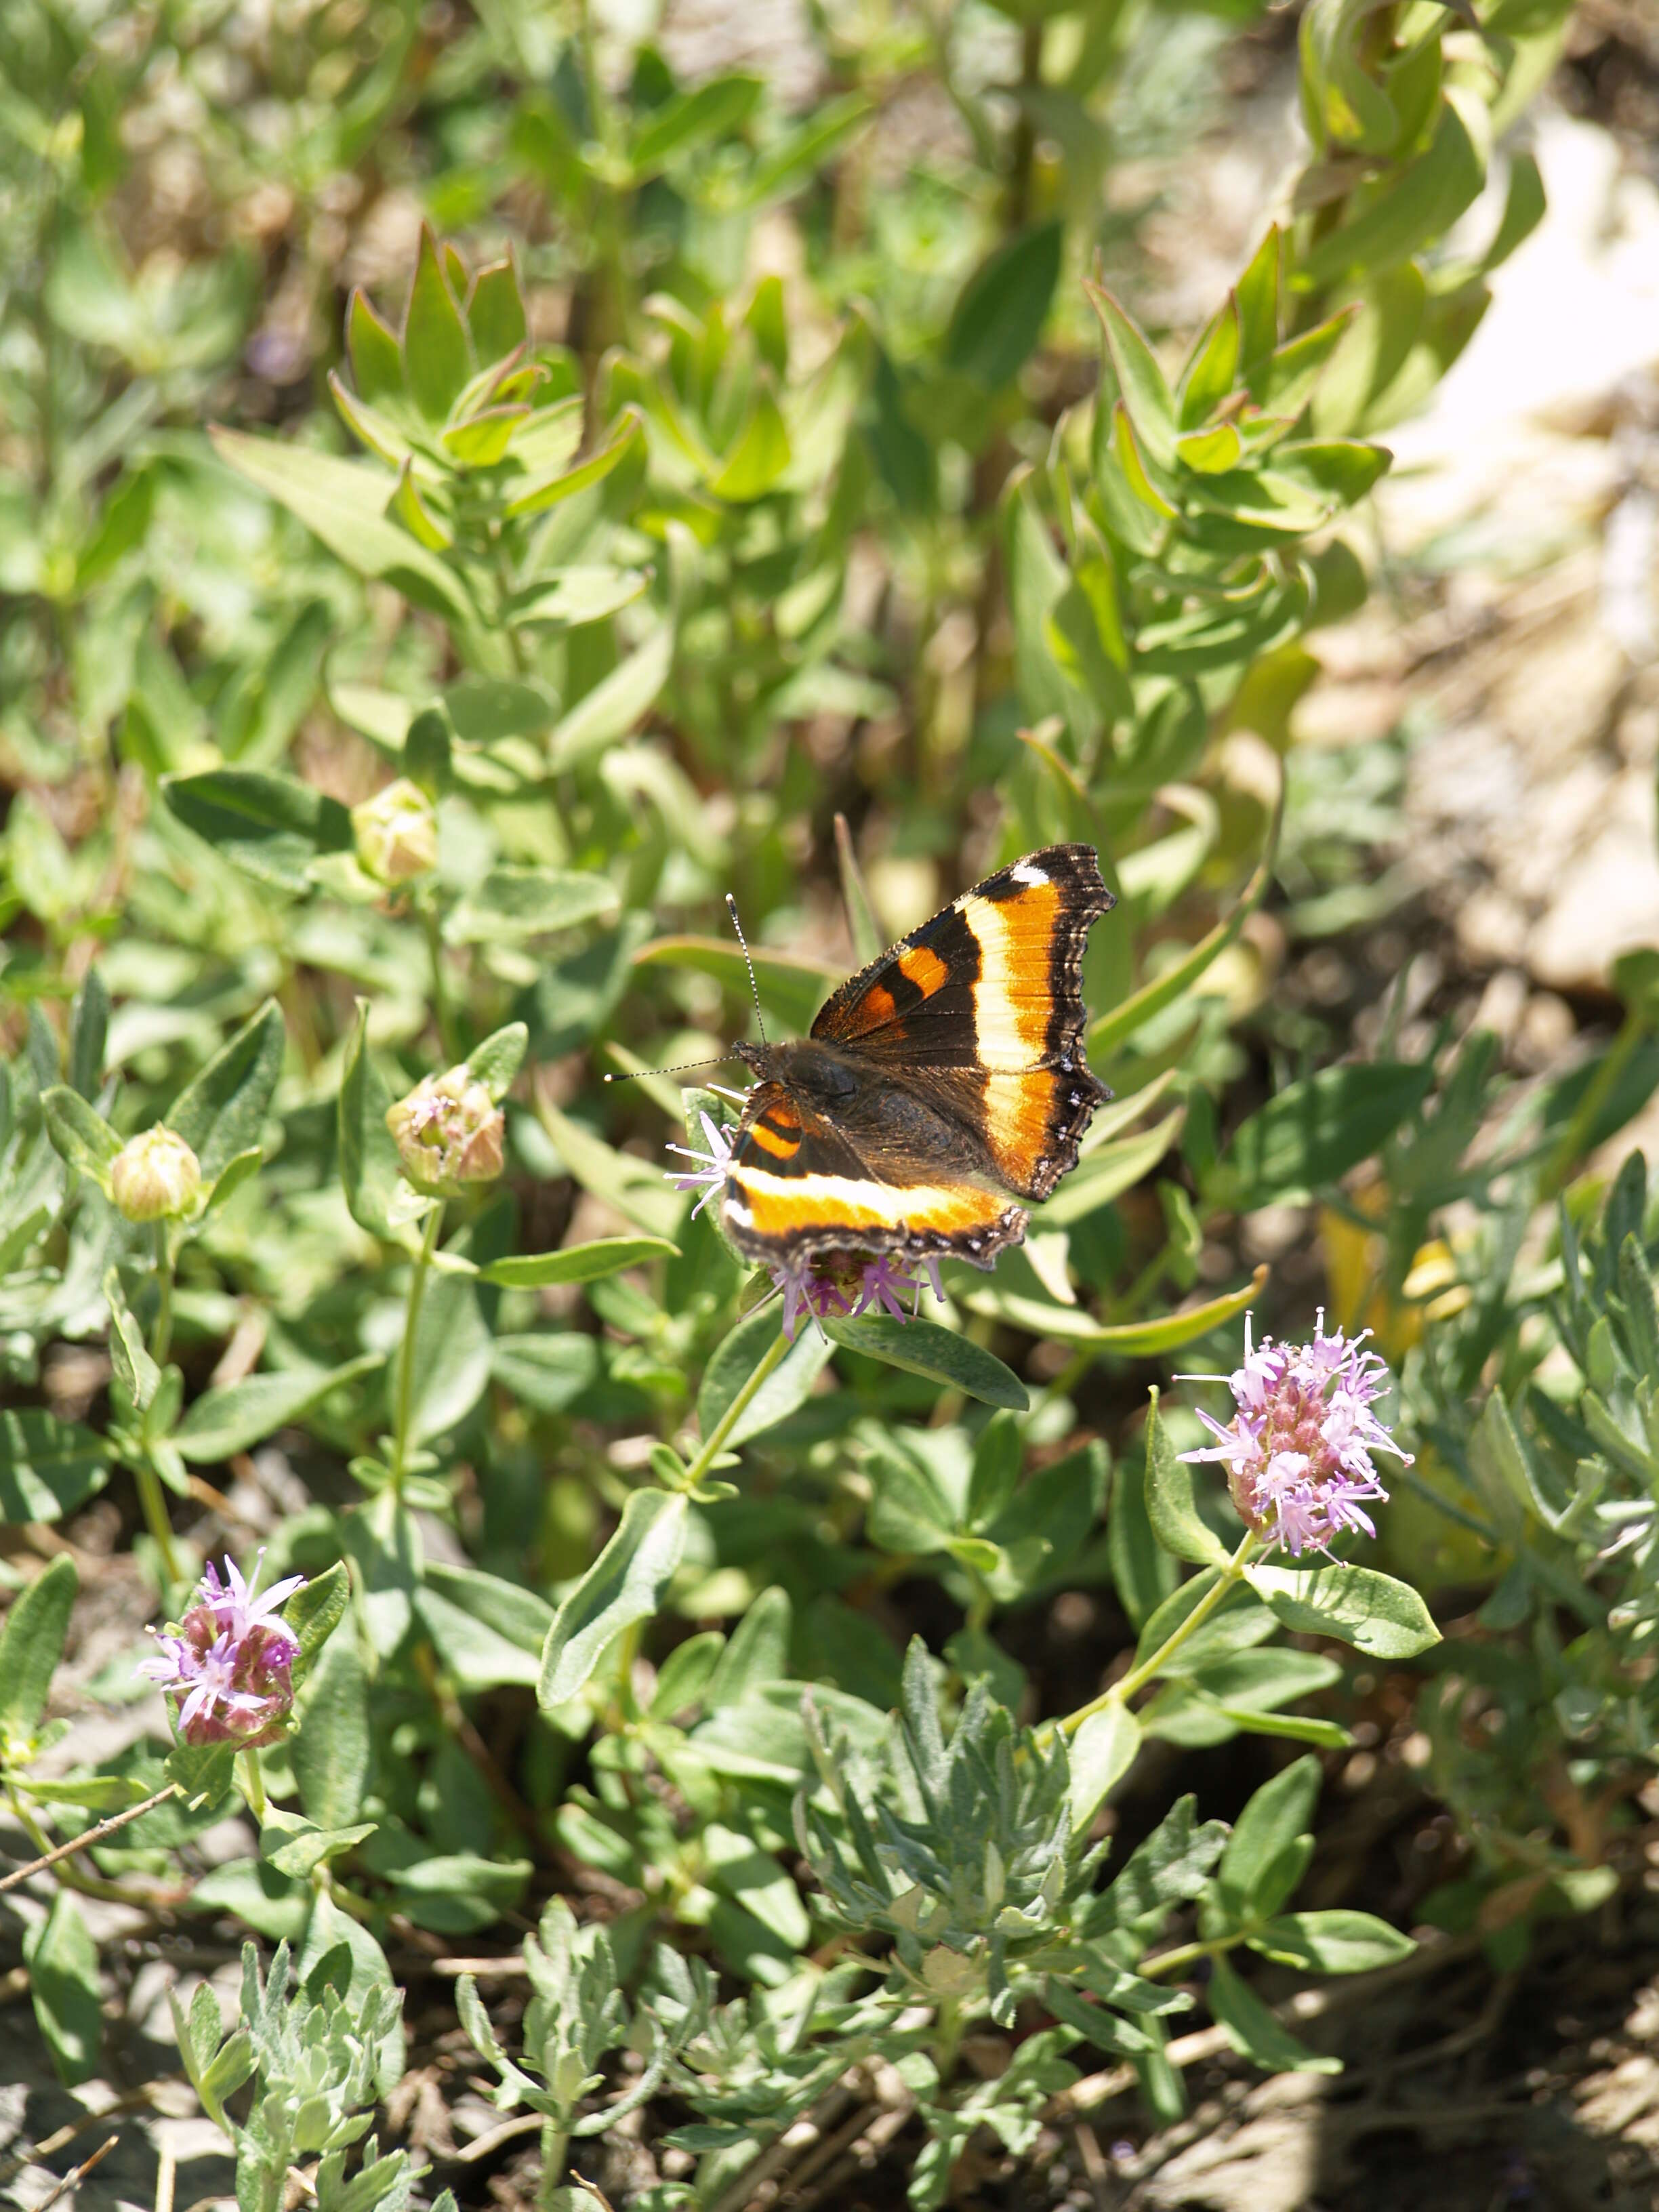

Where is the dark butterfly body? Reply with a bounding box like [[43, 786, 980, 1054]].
[[720, 844, 1115, 1269]]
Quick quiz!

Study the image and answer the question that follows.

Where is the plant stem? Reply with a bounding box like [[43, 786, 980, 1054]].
[[0, 1783, 182, 1896], [420, 903, 459, 1063], [1139, 1929, 1240, 1981], [389, 1204, 444, 1496], [132, 1458, 182, 1591], [1541, 1002, 1647, 1199], [1057, 1530, 1259, 1737], [677, 1326, 791, 1491], [240, 1750, 266, 1822], [150, 1221, 174, 1367]]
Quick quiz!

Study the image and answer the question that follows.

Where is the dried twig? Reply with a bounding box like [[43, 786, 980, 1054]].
[[35, 2135, 119, 2209], [0, 1784, 181, 1895]]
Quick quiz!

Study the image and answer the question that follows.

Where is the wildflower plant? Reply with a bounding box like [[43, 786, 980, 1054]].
[[0, 0, 1641, 2200]]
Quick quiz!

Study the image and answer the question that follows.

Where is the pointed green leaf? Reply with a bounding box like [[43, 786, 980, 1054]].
[[169, 1001, 285, 1181], [1145, 1387, 1229, 1567], [539, 1489, 689, 1709], [163, 771, 352, 897], [480, 1236, 679, 1288], [403, 226, 473, 422], [823, 1315, 1028, 1410], [1244, 1562, 1440, 1658], [945, 218, 1064, 392], [39, 1085, 120, 1190], [1087, 283, 1176, 468], [0, 1553, 77, 1735]]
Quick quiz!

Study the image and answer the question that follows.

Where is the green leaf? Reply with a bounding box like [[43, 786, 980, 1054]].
[[631, 71, 762, 172], [347, 287, 404, 404], [466, 255, 529, 363], [1208, 1957, 1341, 2073], [338, 1000, 423, 1249], [163, 770, 352, 896], [400, 1265, 491, 1446], [823, 1315, 1028, 1410], [173, 1355, 384, 1463], [634, 935, 835, 1036], [1108, 1446, 1179, 1633], [1250, 1908, 1415, 1974], [0, 1554, 77, 1737], [708, 374, 792, 502], [1069, 1704, 1141, 1833], [445, 865, 620, 945], [1145, 1387, 1229, 1567], [502, 407, 643, 519], [539, 1489, 688, 1710], [0, 1411, 112, 1524], [1244, 1562, 1441, 1658], [1178, 300, 1242, 428], [285, 1561, 349, 1692], [491, 1334, 600, 1412], [209, 428, 472, 630], [1298, 89, 1486, 289], [548, 617, 674, 771], [481, 1236, 679, 1288], [534, 1097, 684, 1237], [104, 1269, 160, 1414], [1216, 1753, 1320, 1920], [944, 218, 1063, 391], [67, 968, 108, 1101], [26, 1893, 102, 2087], [404, 226, 473, 422], [39, 1085, 120, 1189], [1234, 227, 1280, 367], [1207, 1060, 1432, 1212], [261, 1809, 377, 1879], [697, 1307, 832, 1450], [963, 1265, 1267, 1353], [165, 1739, 238, 1814], [1086, 281, 1176, 469], [169, 1000, 285, 1183], [292, 1626, 373, 1830]]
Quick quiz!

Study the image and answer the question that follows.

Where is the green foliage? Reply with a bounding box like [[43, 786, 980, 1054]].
[[0, 0, 1624, 2197]]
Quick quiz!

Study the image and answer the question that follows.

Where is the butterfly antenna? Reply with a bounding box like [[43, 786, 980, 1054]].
[[603, 1055, 741, 1085], [726, 892, 769, 1047]]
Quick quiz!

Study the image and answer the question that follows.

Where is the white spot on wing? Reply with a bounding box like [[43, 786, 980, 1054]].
[[724, 1195, 754, 1228], [1011, 861, 1048, 885]]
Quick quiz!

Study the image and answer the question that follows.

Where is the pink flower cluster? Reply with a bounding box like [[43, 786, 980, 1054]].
[[138, 1553, 305, 1748], [1181, 1313, 1409, 1558], [666, 1108, 945, 1340]]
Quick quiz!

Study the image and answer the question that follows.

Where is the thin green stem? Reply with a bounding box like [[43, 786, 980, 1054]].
[[131, 1459, 182, 1592], [1541, 1004, 1647, 1200], [1057, 1530, 1260, 1738], [240, 1750, 266, 1823], [1139, 1929, 1240, 1981], [390, 1204, 444, 1496], [420, 903, 459, 1064], [150, 1221, 174, 1368], [678, 1326, 792, 1491]]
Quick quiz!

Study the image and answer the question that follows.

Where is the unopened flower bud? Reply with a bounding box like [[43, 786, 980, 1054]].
[[386, 1065, 506, 1195], [352, 778, 437, 886], [110, 1126, 201, 1223]]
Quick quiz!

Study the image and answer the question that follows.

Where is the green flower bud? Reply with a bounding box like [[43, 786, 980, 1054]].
[[351, 777, 437, 886], [386, 1065, 506, 1195], [110, 1126, 203, 1223]]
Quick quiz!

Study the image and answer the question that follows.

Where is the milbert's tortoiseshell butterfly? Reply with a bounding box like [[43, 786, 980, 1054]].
[[711, 844, 1115, 1273]]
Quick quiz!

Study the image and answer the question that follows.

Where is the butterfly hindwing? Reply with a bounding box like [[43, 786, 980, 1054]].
[[723, 1082, 1025, 1267]]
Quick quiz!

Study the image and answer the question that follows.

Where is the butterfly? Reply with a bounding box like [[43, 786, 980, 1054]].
[[718, 844, 1115, 1273]]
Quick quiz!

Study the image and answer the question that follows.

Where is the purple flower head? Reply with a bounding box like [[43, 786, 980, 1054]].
[[1179, 1312, 1410, 1558], [665, 1109, 738, 1218], [138, 1551, 305, 1748], [767, 1250, 948, 1343]]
